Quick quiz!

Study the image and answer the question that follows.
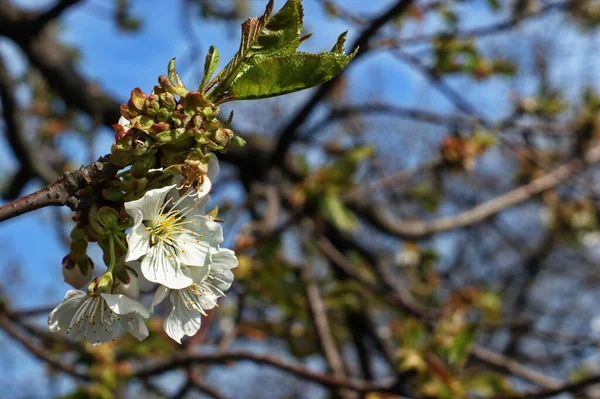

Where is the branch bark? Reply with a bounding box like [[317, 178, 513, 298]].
[[131, 350, 398, 393], [349, 144, 600, 240], [0, 155, 118, 222]]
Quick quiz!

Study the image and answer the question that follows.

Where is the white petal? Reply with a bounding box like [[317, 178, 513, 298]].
[[120, 314, 149, 341], [101, 293, 150, 318], [207, 153, 220, 181], [141, 242, 193, 289], [150, 285, 170, 312], [114, 274, 140, 299], [209, 248, 238, 292], [193, 285, 219, 310], [190, 265, 210, 283], [125, 222, 152, 262], [195, 176, 212, 198], [164, 291, 202, 344], [48, 290, 86, 333], [178, 232, 211, 267], [127, 260, 156, 292], [118, 116, 130, 127], [211, 248, 238, 270], [124, 184, 175, 221], [188, 216, 224, 246], [172, 188, 210, 215]]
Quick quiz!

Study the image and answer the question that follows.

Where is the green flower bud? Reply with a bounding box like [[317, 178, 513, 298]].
[[231, 135, 246, 147], [131, 155, 155, 179], [202, 105, 219, 120], [101, 186, 124, 202], [182, 91, 210, 115], [97, 207, 120, 231]]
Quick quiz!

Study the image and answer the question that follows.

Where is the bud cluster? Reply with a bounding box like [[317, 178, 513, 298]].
[[111, 61, 242, 192]]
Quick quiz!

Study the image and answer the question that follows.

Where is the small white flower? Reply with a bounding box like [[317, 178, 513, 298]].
[[125, 184, 223, 289], [48, 290, 150, 344], [151, 248, 238, 343]]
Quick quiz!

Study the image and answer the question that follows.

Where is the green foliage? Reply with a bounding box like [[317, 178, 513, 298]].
[[203, 0, 356, 102], [319, 191, 358, 232]]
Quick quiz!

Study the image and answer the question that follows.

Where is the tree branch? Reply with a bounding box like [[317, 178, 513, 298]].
[[0, 53, 60, 186], [0, 0, 121, 128], [131, 350, 398, 393], [0, 313, 88, 380], [31, 0, 83, 32], [348, 144, 600, 240], [0, 155, 118, 222], [491, 373, 600, 399]]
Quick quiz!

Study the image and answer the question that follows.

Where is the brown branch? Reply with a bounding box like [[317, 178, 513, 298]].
[[471, 345, 562, 389], [131, 350, 397, 393], [0, 155, 118, 223], [31, 0, 83, 31], [348, 144, 600, 240], [0, 313, 88, 380], [188, 375, 230, 399], [270, 0, 416, 167], [491, 373, 600, 399], [316, 236, 437, 319], [0, 53, 60, 186], [300, 264, 356, 398], [0, 0, 121, 128], [342, 156, 442, 202], [389, 1, 568, 47]]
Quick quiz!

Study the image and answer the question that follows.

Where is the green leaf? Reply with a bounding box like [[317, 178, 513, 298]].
[[320, 191, 358, 232], [229, 51, 355, 100], [447, 323, 479, 368], [200, 46, 220, 91], [331, 31, 348, 54], [207, 0, 305, 100]]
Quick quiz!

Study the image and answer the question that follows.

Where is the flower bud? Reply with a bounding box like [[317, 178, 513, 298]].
[[62, 254, 93, 289], [231, 135, 246, 147], [128, 88, 147, 113], [97, 207, 120, 231]]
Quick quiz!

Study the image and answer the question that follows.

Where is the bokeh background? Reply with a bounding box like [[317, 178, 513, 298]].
[[2, 0, 600, 398]]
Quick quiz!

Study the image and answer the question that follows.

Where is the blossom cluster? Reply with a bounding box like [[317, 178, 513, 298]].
[[48, 151, 238, 344]]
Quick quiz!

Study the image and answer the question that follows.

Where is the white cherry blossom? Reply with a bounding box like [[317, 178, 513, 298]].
[[124, 184, 223, 289], [151, 248, 238, 343], [48, 290, 150, 344]]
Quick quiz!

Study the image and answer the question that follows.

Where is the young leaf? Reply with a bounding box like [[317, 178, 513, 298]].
[[229, 51, 356, 100], [200, 46, 220, 91], [320, 191, 358, 232], [207, 0, 305, 101], [331, 30, 348, 54]]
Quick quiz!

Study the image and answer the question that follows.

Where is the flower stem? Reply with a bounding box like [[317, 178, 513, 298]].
[[115, 235, 129, 253], [107, 234, 116, 273]]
